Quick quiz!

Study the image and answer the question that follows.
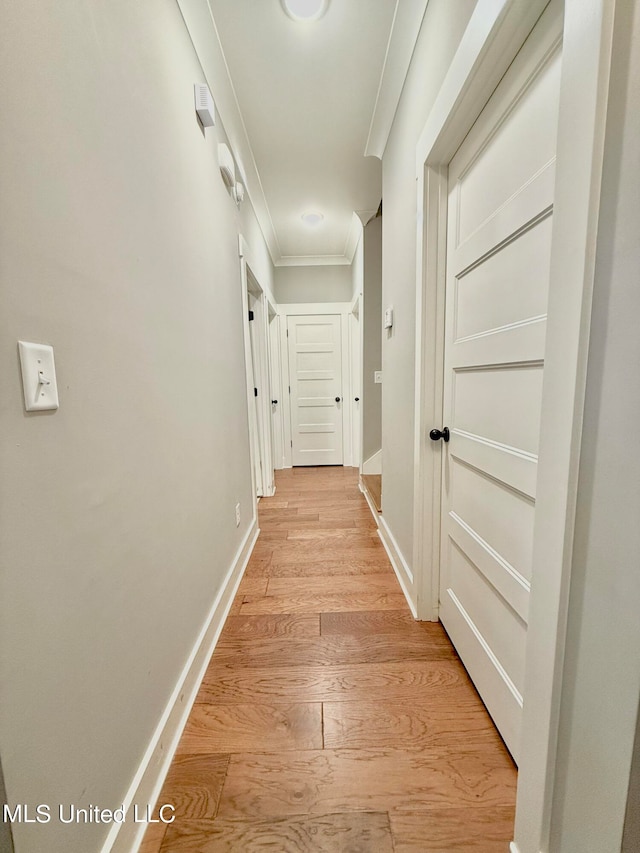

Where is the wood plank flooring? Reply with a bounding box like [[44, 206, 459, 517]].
[[141, 466, 516, 853]]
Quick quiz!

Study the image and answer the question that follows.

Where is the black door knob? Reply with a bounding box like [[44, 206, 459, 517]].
[[335, 397, 341, 403], [271, 400, 278, 405], [429, 427, 450, 442], [354, 397, 360, 402]]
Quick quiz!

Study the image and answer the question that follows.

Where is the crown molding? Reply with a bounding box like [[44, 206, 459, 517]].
[[364, 0, 431, 159], [344, 211, 366, 262], [176, 0, 281, 264], [275, 254, 351, 267]]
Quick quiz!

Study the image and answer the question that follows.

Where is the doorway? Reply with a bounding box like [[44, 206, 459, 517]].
[[361, 213, 383, 512], [242, 265, 276, 499], [417, 0, 563, 764], [268, 306, 285, 471], [287, 313, 344, 466], [349, 295, 362, 471]]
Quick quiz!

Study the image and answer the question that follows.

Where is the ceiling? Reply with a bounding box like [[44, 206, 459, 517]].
[[204, 0, 428, 266]]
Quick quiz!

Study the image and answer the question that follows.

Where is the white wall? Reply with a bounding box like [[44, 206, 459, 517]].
[[0, 1, 271, 851], [381, 0, 477, 564], [623, 708, 640, 852], [275, 264, 352, 303], [362, 216, 382, 465], [351, 229, 364, 302], [548, 1, 640, 849], [0, 759, 12, 853]]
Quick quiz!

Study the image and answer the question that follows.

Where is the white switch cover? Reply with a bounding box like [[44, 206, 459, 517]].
[[374, 371, 382, 384], [384, 307, 394, 329], [18, 341, 59, 411]]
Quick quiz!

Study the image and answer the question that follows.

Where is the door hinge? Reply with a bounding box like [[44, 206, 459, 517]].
[[290, 440, 293, 447], [288, 385, 291, 393], [248, 310, 254, 321], [286, 328, 289, 337], [254, 387, 258, 397]]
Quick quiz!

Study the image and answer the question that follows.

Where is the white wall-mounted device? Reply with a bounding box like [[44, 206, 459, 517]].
[[233, 182, 245, 205], [384, 306, 394, 329], [18, 341, 59, 411], [374, 371, 382, 384], [194, 84, 215, 128], [218, 143, 236, 190]]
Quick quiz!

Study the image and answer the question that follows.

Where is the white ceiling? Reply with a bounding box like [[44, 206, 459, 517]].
[[204, 0, 428, 265]]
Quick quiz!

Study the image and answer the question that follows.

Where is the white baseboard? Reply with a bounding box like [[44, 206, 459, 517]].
[[362, 448, 382, 475], [101, 517, 259, 853], [509, 843, 521, 853], [377, 515, 417, 618]]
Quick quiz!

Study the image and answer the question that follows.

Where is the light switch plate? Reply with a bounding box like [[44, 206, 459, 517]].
[[18, 341, 59, 411], [374, 371, 382, 384]]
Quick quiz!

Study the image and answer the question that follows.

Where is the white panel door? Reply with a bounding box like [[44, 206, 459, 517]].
[[438, 1, 562, 763], [288, 314, 343, 466]]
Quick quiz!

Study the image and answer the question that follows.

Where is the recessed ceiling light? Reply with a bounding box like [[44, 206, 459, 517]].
[[302, 212, 324, 226], [281, 0, 329, 23]]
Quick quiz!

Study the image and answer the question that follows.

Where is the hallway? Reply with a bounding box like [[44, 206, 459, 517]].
[[142, 467, 516, 852]]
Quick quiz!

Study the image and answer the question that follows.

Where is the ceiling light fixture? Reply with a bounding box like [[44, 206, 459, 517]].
[[302, 212, 324, 226], [281, 0, 329, 23]]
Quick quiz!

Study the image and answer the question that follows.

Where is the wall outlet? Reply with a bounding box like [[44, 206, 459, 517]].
[[235, 502, 241, 527], [374, 371, 382, 384]]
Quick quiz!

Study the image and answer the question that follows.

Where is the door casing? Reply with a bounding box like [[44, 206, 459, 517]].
[[268, 306, 286, 470], [239, 236, 276, 504], [349, 293, 363, 471]]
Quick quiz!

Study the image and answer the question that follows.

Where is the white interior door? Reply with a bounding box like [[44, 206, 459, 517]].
[[438, 1, 562, 762], [287, 314, 343, 466]]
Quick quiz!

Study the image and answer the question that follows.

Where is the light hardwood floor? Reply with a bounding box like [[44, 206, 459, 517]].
[[141, 466, 516, 852]]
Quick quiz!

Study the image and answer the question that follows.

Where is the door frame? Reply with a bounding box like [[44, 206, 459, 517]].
[[411, 0, 616, 851], [267, 301, 286, 471], [278, 302, 353, 469], [349, 292, 363, 472], [239, 236, 276, 498]]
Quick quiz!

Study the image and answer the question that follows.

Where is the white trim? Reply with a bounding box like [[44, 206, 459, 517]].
[[365, 0, 431, 159], [240, 235, 278, 494], [509, 844, 523, 853], [377, 516, 417, 618], [340, 312, 353, 467], [176, 0, 280, 264], [343, 212, 364, 263], [275, 254, 351, 267], [278, 302, 352, 315], [104, 520, 259, 853], [349, 301, 363, 470], [362, 449, 382, 475], [411, 0, 617, 850], [359, 480, 381, 525], [268, 313, 286, 470], [514, 1, 616, 849], [248, 268, 276, 497], [239, 237, 267, 500], [415, 0, 551, 169], [279, 311, 293, 468], [355, 209, 379, 227]]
